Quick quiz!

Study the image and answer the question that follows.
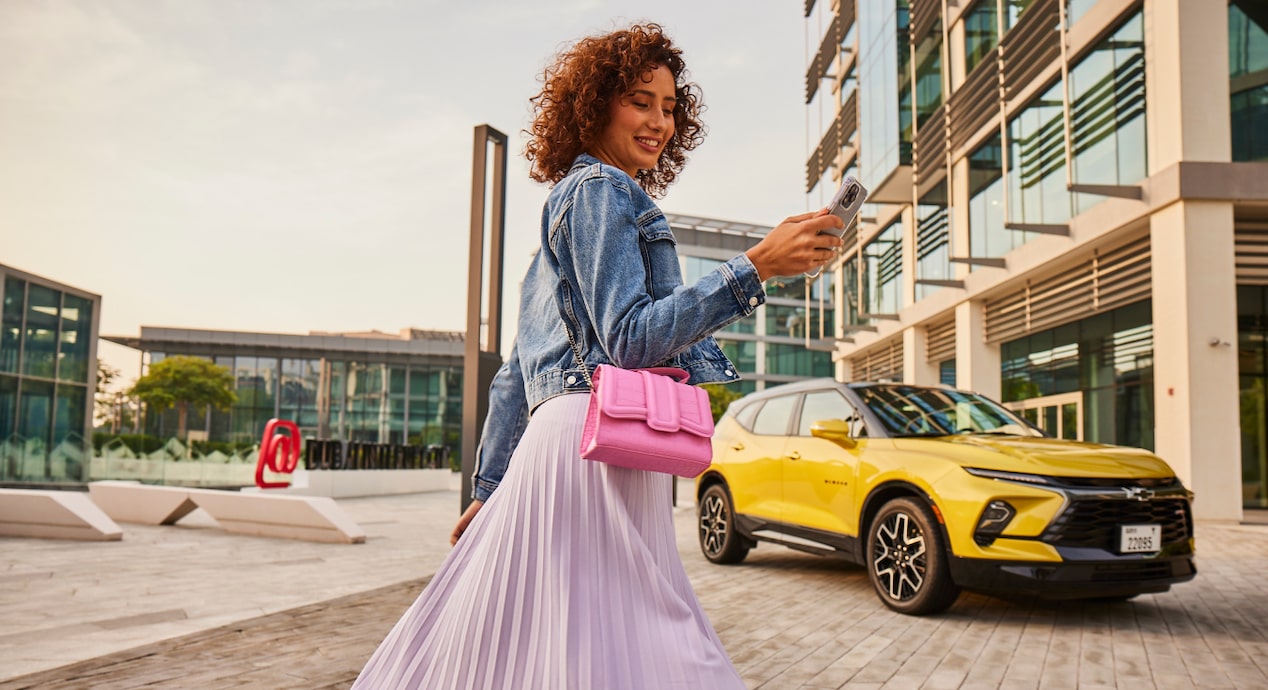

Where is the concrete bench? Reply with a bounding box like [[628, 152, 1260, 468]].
[[85, 481, 365, 544], [186, 489, 366, 544], [0, 489, 123, 541], [88, 480, 199, 525]]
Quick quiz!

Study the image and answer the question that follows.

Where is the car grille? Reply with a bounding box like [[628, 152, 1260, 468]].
[[1042, 498, 1192, 549], [1052, 476, 1182, 490], [1089, 561, 1177, 582]]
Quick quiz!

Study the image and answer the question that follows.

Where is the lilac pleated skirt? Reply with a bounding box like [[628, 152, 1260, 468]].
[[352, 393, 745, 690]]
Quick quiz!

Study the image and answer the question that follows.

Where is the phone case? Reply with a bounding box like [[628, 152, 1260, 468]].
[[824, 175, 869, 237]]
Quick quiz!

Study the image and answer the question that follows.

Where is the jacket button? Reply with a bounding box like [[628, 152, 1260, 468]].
[[724, 369, 734, 377], [748, 296, 759, 307], [566, 375, 577, 385]]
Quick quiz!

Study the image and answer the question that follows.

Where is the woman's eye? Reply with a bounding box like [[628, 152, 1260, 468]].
[[662, 109, 673, 117], [631, 101, 650, 109]]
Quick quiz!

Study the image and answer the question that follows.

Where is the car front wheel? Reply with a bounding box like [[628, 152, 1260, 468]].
[[698, 483, 750, 565], [867, 496, 960, 615]]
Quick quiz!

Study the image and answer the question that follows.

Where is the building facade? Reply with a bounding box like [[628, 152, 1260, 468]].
[[0, 264, 100, 484], [803, 0, 1267, 520], [669, 213, 837, 393], [105, 327, 465, 454]]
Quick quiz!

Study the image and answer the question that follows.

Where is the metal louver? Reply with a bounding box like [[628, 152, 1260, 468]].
[[925, 318, 956, 364], [851, 339, 904, 382], [984, 233, 1151, 343], [1236, 224, 1268, 284]]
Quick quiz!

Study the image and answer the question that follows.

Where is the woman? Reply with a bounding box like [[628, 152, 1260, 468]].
[[354, 23, 843, 689]]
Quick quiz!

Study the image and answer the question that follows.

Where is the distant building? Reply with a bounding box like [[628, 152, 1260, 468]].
[[668, 213, 837, 394], [103, 327, 465, 451], [0, 264, 101, 484]]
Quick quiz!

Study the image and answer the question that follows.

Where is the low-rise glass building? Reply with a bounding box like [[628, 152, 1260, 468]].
[[0, 264, 100, 484], [104, 327, 465, 452]]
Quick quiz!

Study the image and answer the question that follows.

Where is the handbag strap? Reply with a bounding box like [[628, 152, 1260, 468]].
[[559, 313, 594, 389]]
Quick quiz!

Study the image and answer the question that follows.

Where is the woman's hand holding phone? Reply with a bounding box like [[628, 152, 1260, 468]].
[[745, 209, 845, 282]]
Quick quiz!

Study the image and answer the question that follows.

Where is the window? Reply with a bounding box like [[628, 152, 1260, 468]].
[[58, 295, 92, 383], [939, 360, 956, 386], [968, 136, 1012, 259], [1069, 12, 1146, 213], [963, 0, 998, 75], [1, 278, 24, 374], [916, 182, 951, 299], [914, 31, 942, 129], [1000, 300, 1153, 449], [858, 0, 913, 183], [797, 389, 854, 436], [765, 304, 834, 340], [1231, 1, 1268, 162], [22, 285, 59, 379], [720, 340, 757, 377], [1007, 82, 1070, 225], [752, 395, 798, 436], [766, 343, 833, 378], [863, 220, 903, 314]]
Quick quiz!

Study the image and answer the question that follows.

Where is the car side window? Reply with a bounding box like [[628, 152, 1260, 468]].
[[735, 400, 762, 430], [751, 394, 798, 436], [797, 390, 865, 437]]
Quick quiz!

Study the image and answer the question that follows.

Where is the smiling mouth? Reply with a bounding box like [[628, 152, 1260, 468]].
[[635, 137, 661, 150]]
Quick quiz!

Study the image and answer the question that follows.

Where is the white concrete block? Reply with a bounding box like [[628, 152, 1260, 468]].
[[88, 481, 199, 525], [0, 489, 123, 541], [187, 490, 365, 544]]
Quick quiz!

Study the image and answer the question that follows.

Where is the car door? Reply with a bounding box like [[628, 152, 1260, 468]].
[[726, 393, 799, 525], [780, 389, 862, 538]]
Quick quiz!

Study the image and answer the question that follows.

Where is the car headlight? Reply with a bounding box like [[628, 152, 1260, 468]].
[[974, 500, 1016, 546], [963, 467, 1061, 486]]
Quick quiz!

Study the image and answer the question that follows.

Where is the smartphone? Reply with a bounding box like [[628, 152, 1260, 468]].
[[806, 175, 868, 277], [823, 175, 868, 237]]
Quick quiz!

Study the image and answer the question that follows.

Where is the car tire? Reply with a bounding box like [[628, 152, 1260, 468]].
[[698, 483, 750, 565], [866, 496, 960, 615]]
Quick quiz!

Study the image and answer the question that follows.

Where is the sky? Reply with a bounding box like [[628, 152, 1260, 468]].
[[2, 0, 830, 390]]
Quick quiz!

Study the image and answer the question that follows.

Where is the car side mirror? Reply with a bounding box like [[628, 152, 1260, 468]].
[[811, 419, 857, 449]]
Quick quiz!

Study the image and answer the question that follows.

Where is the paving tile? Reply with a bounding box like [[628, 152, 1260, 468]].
[[2, 485, 1267, 689]]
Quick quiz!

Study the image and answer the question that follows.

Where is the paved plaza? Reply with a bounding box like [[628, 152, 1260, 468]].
[[2, 482, 1268, 689]]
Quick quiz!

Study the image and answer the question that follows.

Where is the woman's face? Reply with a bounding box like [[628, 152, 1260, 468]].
[[589, 65, 676, 178]]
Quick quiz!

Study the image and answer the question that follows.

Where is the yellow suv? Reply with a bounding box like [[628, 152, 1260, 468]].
[[696, 379, 1195, 615]]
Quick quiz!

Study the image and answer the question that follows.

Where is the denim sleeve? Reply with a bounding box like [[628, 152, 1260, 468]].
[[472, 341, 530, 501], [558, 176, 765, 368]]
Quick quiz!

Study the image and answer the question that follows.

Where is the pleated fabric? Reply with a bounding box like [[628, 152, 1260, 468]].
[[352, 393, 746, 690]]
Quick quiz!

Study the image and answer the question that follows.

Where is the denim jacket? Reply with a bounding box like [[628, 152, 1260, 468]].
[[472, 153, 767, 500]]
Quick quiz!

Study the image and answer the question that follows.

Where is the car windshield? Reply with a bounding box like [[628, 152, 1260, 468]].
[[853, 385, 1041, 438]]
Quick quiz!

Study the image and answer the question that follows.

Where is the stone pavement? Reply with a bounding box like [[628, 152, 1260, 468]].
[[2, 481, 1268, 689]]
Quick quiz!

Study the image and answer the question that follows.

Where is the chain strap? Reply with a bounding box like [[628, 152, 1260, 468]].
[[560, 317, 594, 389]]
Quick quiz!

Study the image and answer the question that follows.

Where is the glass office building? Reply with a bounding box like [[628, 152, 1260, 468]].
[[669, 213, 836, 395], [0, 264, 100, 484], [104, 327, 465, 451], [804, 0, 1267, 520]]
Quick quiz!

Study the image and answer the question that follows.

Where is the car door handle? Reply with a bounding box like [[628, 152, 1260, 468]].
[[787, 451, 801, 460], [730, 442, 745, 451]]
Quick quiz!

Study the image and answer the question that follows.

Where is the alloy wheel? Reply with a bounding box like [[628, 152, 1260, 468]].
[[871, 511, 928, 601]]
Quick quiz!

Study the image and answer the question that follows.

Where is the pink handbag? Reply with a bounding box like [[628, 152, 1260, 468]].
[[578, 364, 715, 477]]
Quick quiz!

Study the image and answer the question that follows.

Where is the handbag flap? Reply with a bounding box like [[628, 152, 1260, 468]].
[[592, 365, 714, 437]]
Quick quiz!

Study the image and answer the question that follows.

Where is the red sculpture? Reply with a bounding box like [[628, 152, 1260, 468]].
[[255, 418, 301, 489]]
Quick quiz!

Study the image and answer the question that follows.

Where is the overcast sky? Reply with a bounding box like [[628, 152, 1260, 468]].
[[2, 0, 833, 388]]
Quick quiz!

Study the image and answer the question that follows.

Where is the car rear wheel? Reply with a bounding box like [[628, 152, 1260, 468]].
[[867, 497, 960, 615], [699, 483, 750, 564]]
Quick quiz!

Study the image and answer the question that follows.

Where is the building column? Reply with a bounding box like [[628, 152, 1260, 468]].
[[903, 326, 938, 385], [954, 299, 1000, 399], [1150, 201, 1241, 522]]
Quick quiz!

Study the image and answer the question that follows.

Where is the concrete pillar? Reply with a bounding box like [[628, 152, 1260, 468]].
[[1145, 0, 1232, 169], [955, 299, 1001, 399], [1150, 201, 1241, 522], [949, 156, 971, 281], [904, 326, 939, 385]]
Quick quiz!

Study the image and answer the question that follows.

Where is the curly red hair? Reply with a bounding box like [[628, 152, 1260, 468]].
[[525, 23, 706, 198]]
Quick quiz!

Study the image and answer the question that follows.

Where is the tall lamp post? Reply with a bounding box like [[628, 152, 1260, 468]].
[[460, 125, 507, 512]]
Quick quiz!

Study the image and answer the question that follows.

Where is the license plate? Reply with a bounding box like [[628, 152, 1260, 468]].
[[1119, 524, 1160, 553]]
